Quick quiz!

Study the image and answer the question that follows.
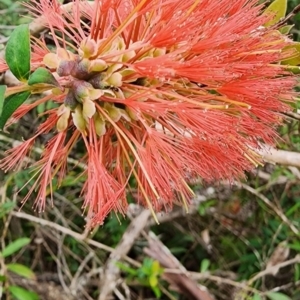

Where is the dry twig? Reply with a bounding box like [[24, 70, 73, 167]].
[[12, 211, 114, 252], [259, 146, 300, 169], [98, 209, 151, 300], [233, 182, 299, 235], [248, 254, 300, 286], [144, 231, 215, 300]]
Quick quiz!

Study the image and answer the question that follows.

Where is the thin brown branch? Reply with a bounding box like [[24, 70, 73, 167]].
[[98, 209, 151, 300], [144, 231, 215, 300], [258, 146, 300, 169], [11, 211, 114, 253], [180, 270, 260, 295], [276, 4, 300, 27], [234, 182, 299, 235], [248, 254, 300, 286]]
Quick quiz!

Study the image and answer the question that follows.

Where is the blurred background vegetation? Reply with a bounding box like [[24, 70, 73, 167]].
[[1, 0, 300, 299]]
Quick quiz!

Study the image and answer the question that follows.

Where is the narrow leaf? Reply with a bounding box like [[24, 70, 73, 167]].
[[0, 201, 15, 218], [200, 259, 211, 273], [279, 25, 293, 34], [281, 43, 300, 66], [6, 263, 36, 280], [151, 261, 161, 275], [28, 67, 60, 87], [149, 275, 158, 288], [0, 91, 31, 130], [281, 65, 300, 74], [8, 286, 39, 300], [0, 238, 30, 258], [5, 24, 31, 81], [267, 292, 292, 300], [0, 85, 6, 116], [151, 286, 162, 299], [252, 294, 262, 300], [264, 0, 287, 27]]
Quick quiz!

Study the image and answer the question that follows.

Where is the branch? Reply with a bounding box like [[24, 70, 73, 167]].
[[233, 182, 299, 235], [11, 211, 114, 253], [98, 209, 151, 300], [144, 231, 215, 300], [248, 254, 300, 286], [276, 4, 300, 27], [258, 146, 300, 168]]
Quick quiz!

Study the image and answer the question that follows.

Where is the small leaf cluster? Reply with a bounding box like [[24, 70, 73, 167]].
[[0, 203, 38, 300], [117, 258, 164, 298], [0, 25, 60, 130]]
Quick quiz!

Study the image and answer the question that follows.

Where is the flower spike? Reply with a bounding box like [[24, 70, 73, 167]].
[[1, 0, 298, 228]]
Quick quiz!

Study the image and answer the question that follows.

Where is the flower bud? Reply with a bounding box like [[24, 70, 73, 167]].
[[71, 58, 91, 79], [56, 105, 71, 131], [57, 47, 74, 60], [153, 48, 166, 57], [107, 72, 122, 87], [126, 107, 138, 121], [122, 49, 136, 62], [107, 63, 123, 75], [88, 73, 109, 89], [64, 90, 78, 109], [88, 88, 103, 100], [89, 59, 107, 72], [120, 68, 136, 82], [94, 113, 106, 136], [105, 103, 121, 122], [73, 80, 91, 102], [72, 106, 86, 132], [43, 53, 59, 69], [83, 99, 96, 118], [118, 108, 131, 122], [79, 38, 97, 58], [104, 103, 130, 122], [57, 60, 76, 77]]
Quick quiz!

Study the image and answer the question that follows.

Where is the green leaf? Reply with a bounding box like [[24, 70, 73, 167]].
[[0, 0, 13, 6], [149, 274, 158, 288], [294, 263, 300, 282], [8, 286, 39, 300], [0, 201, 15, 218], [280, 65, 300, 74], [151, 261, 161, 275], [281, 43, 300, 66], [264, 0, 287, 27], [115, 262, 137, 276], [5, 24, 31, 81], [267, 292, 292, 300], [28, 67, 60, 87], [200, 259, 211, 273], [0, 85, 6, 117], [252, 294, 262, 300], [0, 238, 30, 258], [279, 25, 293, 34], [151, 285, 162, 299], [6, 264, 36, 280], [0, 91, 31, 130]]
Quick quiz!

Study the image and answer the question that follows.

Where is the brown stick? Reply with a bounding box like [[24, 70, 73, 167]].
[[144, 232, 215, 300], [258, 146, 300, 168], [276, 4, 300, 27], [98, 209, 151, 300]]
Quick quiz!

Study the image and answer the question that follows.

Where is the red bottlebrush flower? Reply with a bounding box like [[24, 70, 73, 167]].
[[0, 0, 298, 227]]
